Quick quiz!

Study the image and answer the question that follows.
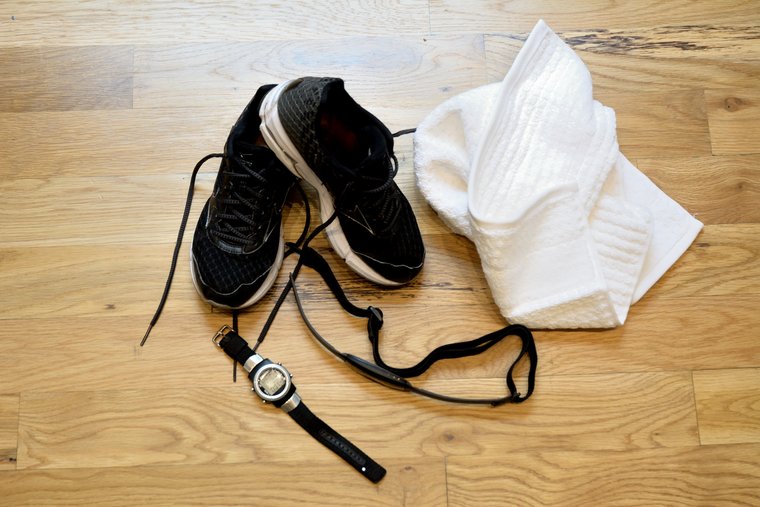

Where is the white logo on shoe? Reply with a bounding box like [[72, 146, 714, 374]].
[[342, 205, 375, 235]]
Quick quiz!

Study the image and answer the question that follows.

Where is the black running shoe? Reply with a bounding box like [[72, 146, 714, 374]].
[[191, 85, 296, 309], [259, 77, 425, 286]]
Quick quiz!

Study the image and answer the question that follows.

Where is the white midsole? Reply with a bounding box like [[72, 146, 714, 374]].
[[259, 80, 401, 287]]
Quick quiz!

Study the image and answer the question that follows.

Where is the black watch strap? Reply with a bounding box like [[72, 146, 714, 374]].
[[213, 326, 386, 483], [216, 328, 255, 365], [287, 400, 386, 483]]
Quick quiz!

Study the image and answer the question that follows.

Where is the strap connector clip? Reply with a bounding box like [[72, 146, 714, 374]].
[[368, 306, 383, 324]]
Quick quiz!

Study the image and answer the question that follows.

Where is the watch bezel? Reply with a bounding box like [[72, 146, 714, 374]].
[[252, 362, 292, 402]]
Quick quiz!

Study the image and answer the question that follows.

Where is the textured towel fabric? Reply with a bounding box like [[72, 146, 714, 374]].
[[414, 20, 702, 329]]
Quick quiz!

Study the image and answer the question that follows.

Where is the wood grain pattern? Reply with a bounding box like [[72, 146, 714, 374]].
[[15, 372, 696, 470], [0, 395, 19, 470], [1, 1, 431, 45], [635, 156, 760, 225], [486, 25, 760, 60], [0, 46, 133, 112], [430, 0, 760, 33], [706, 88, 760, 155], [555, 25, 760, 59], [1, 1, 759, 504], [0, 459, 447, 507], [0, 106, 420, 178], [134, 35, 487, 110], [648, 224, 760, 298], [0, 108, 232, 178], [694, 368, 760, 445], [0, 236, 488, 318], [485, 34, 760, 94], [447, 444, 760, 506], [0, 295, 758, 395], [612, 89, 711, 157], [2, 223, 754, 321]]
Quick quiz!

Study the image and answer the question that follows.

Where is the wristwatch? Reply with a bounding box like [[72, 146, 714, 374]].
[[213, 325, 386, 483]]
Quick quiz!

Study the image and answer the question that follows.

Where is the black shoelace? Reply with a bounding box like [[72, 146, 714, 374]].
[[139, 151, 310, 347], [140, 152, 222, 346], [211, 154, 277, 247]]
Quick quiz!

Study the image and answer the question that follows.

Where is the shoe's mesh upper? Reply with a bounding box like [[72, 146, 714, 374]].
[[191, 84, 293, 308], [277, 77, 425, 283], [338, 181, 425, 283], [278, 77, 336, 181], [192, 202, 282, 307]]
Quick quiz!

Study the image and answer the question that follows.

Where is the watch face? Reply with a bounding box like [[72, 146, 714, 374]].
[[259, 367, 287, 397], [253, 363, 292, 402]]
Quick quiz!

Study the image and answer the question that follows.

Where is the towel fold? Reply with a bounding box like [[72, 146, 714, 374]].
[[414, 20, 702, 328]]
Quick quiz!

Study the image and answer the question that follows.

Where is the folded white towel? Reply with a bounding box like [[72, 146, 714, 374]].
[[414, 20, 702, 328]]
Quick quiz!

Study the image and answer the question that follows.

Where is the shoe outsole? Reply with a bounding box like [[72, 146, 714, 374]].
[[259, 79, 403, 287], [190, 233, 285, 310]]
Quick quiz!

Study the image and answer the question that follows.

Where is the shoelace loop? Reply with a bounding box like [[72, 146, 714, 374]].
[[209, 155, 283, 250]]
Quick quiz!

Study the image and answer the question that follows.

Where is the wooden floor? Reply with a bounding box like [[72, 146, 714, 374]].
[[1, 1, 759, 505]]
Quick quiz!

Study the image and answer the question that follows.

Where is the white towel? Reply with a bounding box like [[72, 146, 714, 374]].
[[414, 20, 703, 329]]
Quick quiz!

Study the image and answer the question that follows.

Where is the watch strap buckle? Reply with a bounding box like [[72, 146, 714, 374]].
[[212, 325, 233, 347]]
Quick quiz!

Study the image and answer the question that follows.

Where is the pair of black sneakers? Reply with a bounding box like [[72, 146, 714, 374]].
[[191, 78, 425, 309]]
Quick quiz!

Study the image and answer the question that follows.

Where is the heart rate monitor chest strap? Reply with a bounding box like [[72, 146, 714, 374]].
[[291, 245, 537, 406]]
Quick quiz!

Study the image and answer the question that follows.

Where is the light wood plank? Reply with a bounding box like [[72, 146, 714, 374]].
[[2, 123, 754, 232], [133, 35, 486, 109], [0, 46, 133, 112], [0, 459, 446, 507], [0, 294, 760, 394], [1, 1, 431, 46], [0, 174, 216, 247], [0, 108, 231, 178], [430, 1, 760, 33], [706, 88, 760, 155], [613, 89, 711, 158], [485, 34, 760, 94], [0, 313, 252, 395], [485, 25, 760, 61], [0, 395, 19, 470], [0, 294, 758, 394], [0, 154, 429, 248], [556, 25, 760, 59], [533, 295, 760, 376], [0, 234, 490, 320], [636, 156, 760, 225], [16, 372, 696, 470], [447, 444, 760, 507], [0, 106, 424, 179], [694, 368, 760, 445], [1, 223, 746, 322], [649, 224, 760, 298]]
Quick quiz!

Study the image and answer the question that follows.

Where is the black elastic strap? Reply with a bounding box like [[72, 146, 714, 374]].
[[368, 317, 537, 404], [294, 245, 369, 318], [289, 269, 537, 406], [287, 401, 386, 483]]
